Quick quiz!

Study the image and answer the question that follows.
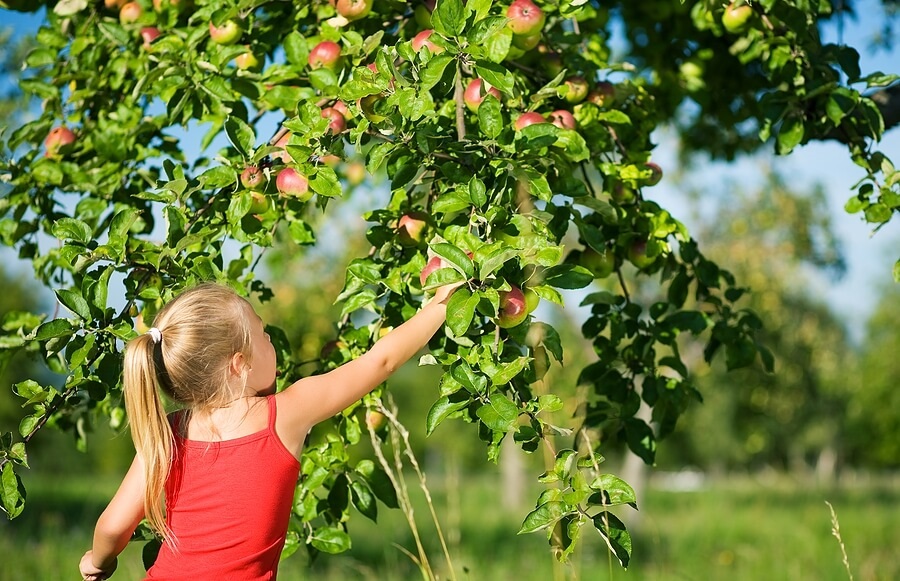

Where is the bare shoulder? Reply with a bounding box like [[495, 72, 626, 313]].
[[273, 377, 321, 458]]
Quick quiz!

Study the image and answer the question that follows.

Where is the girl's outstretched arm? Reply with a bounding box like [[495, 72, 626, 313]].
[[80, 454, 146, 580], [276, 284, 460, 445]]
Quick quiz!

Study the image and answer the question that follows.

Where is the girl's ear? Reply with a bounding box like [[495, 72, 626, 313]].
[[230, 352, 248, 377]]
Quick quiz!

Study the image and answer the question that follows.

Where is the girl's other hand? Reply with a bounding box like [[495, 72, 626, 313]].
[[80, 551, 116, 580]]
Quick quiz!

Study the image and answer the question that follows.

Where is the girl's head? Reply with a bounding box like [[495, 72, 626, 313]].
[[122, 282, 276, 539]]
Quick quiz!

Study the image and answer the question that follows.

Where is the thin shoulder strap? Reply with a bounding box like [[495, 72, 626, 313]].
[[266, 394, 278, 432]]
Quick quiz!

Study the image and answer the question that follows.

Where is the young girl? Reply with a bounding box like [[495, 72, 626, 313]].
[[79, 281, 457, 580]]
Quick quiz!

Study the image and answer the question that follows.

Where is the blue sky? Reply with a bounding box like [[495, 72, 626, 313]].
[[1, 2, 898, 341]]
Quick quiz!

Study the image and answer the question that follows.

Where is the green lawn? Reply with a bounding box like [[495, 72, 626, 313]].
[[2, 470, 897, 581]]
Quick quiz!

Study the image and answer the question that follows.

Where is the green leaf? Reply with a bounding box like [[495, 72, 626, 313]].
[[55, 289, 91, 320], [518, 500, 568, 534], [447, 288, 479, 336], [1, 462, 25, 519], [478, 95, 503, 138], [311, 166, 343, 198], [474, 61, 515, 95], [224, 116, 256, 159], [431, 243, 474, 278], [33, 319, 74, 341], [51, 218, 92, 245], [432, 0, 466, 36], [624, 418, 656, 465], [350, 479, 377, 522], [544, 264, 594, 290], [476, 393, 519, 431], [426, 393, 471, 435], [592, 512, 632, 568], [826, 88, 858, 125], [776, 116, 804, 155], [589, 474, 638, 508], [356, 460, 399, 509], [894, 258, 900, 283], [420, 54, 454, 91], [199, 166, 237, 188], [310, 526, 352, 554], [491, 357, 529, 386], [725, 336, 757, 370]]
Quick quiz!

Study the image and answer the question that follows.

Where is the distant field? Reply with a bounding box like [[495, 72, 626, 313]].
[[2, 470, 897, 581]]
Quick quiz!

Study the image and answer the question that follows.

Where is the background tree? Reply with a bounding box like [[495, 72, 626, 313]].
[[0, 0, 897, 571]]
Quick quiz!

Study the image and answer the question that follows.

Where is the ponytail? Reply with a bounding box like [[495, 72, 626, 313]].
[[123, 333, 174, 542]]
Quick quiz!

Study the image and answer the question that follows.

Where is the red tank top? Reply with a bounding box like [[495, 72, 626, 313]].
[[146, 395, 301, 581]]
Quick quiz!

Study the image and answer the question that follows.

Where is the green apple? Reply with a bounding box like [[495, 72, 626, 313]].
[[209, 19, 243, 45], [722, 2, 753, 34], [580, 247, 616, 278]]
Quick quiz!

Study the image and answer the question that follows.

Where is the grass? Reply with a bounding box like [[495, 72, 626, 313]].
[[2, 469, 898, 581]]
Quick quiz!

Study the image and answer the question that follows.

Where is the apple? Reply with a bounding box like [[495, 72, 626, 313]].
[[273, 132, 292, 162], [119, 1, 142, 24], [722, 2, 753, 33], [209, 19, 243, 45], [507, 0, 545, 36], [335, 0, 372, 21], [319, 154, 341, 166], [524, 287, 540, 314], [514, 111, 548, 130], [153, 0, 187, 10], [321, 107, 346, 134], [549, 109, 576, 130], [645, 162, 663, 186], [587, 81, 615, 107], [308, 40, 342, 71], [419, 255, 442, 286], [365, 409, 387, 431], [464, 79, 502, 112], [627, 238, 656, 270], [498, 285, 528, 328], [512, 31, 541, 51], [414, 4, 432, 28], [276, 168, 312, 202], [411, 29, 443, 54], [332, 100, 352, 119], [345, 161, 367, 185], [241, 165, 265, 190], [248, 191, 269, 215], [44, 126, 76, 158], [398, 211, 429, 247], [609, 180, 636, 204], [561, 76, 589, 104], [105, 0, 126, 9], [540, 47, 563, 78], [139, 27, 160, 50], [580, 247, 616, 278], [235, 48, 262, 71]]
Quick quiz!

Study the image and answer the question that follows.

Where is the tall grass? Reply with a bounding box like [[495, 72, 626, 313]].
[[2, 470, 897, 581]]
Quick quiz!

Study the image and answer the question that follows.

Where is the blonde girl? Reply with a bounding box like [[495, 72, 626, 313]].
[[79, 281, 458, 580]]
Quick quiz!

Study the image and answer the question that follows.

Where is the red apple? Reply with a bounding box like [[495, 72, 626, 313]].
[[411, 29, 443, 54], [308, 40, 343, 71], [344, 161, 367, 185], [336, 0, 373, 21], [332, 100, 352, 119], [235, 48, 262, 71], [587, 81, 615, 107], [722, 2, 753, 33], [419, 255, 444, 286], [44, 126, 76, 158], [549, 109, 576, 130], [398, 211, 429, 247], [139, 27, 160, 50], [273, 132, 292, 162], [276, 168, 311, 201], [119, 1, 142, 24], [645, 162, 663, 186], [561, 76, 589, 104], [105, 0, 126, 9], [241, 165, 265, 190], [209, 19, 242, 45], [464, 79, 502, 112], [514, 111, 548, 130], [609, 180, 636, 204], [506, 0, 545, 36], [321, 107, 346, 134], [498, 285, 528, 328], [628, 238, 656, 269], [153, 0, 186, 10]]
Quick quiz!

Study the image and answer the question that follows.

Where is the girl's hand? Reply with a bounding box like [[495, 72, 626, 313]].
[[80, 551, 116, 580], [432, 280, 465, 305]]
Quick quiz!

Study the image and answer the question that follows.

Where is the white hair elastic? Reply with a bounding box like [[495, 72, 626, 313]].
[[147, 327, 162, 344]]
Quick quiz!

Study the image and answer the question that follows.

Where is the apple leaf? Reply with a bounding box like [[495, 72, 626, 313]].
[[543, 264, 594, 290], [432, 0, 466, 37], [431, 242, 475, 278], [776, 115, 804, 155], [518, 500, 568, 535], [1, 462, 25, 519], [592, 512, 632, 568], [478, 94, 504, 138], [475, 392, 519, 431], [310, 526, 352, 554], [589, 474, 638, 509], [447, 287, 479, 336], [474, 60, 515, 95], [349, 478, 377, 522], [425, 393, 471, 436], [55, 289, 91, 321], [224, 116, 256, 159], [420, 54, 454, 91]]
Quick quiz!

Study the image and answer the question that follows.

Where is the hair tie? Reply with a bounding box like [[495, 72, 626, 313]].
[[147, 327, 162, 344]]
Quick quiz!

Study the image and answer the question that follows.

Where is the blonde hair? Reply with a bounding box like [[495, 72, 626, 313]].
[[123, 283, 255, 541]]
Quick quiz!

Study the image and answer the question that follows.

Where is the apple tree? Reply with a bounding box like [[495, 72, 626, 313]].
[[0, 0, 897, 569]]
